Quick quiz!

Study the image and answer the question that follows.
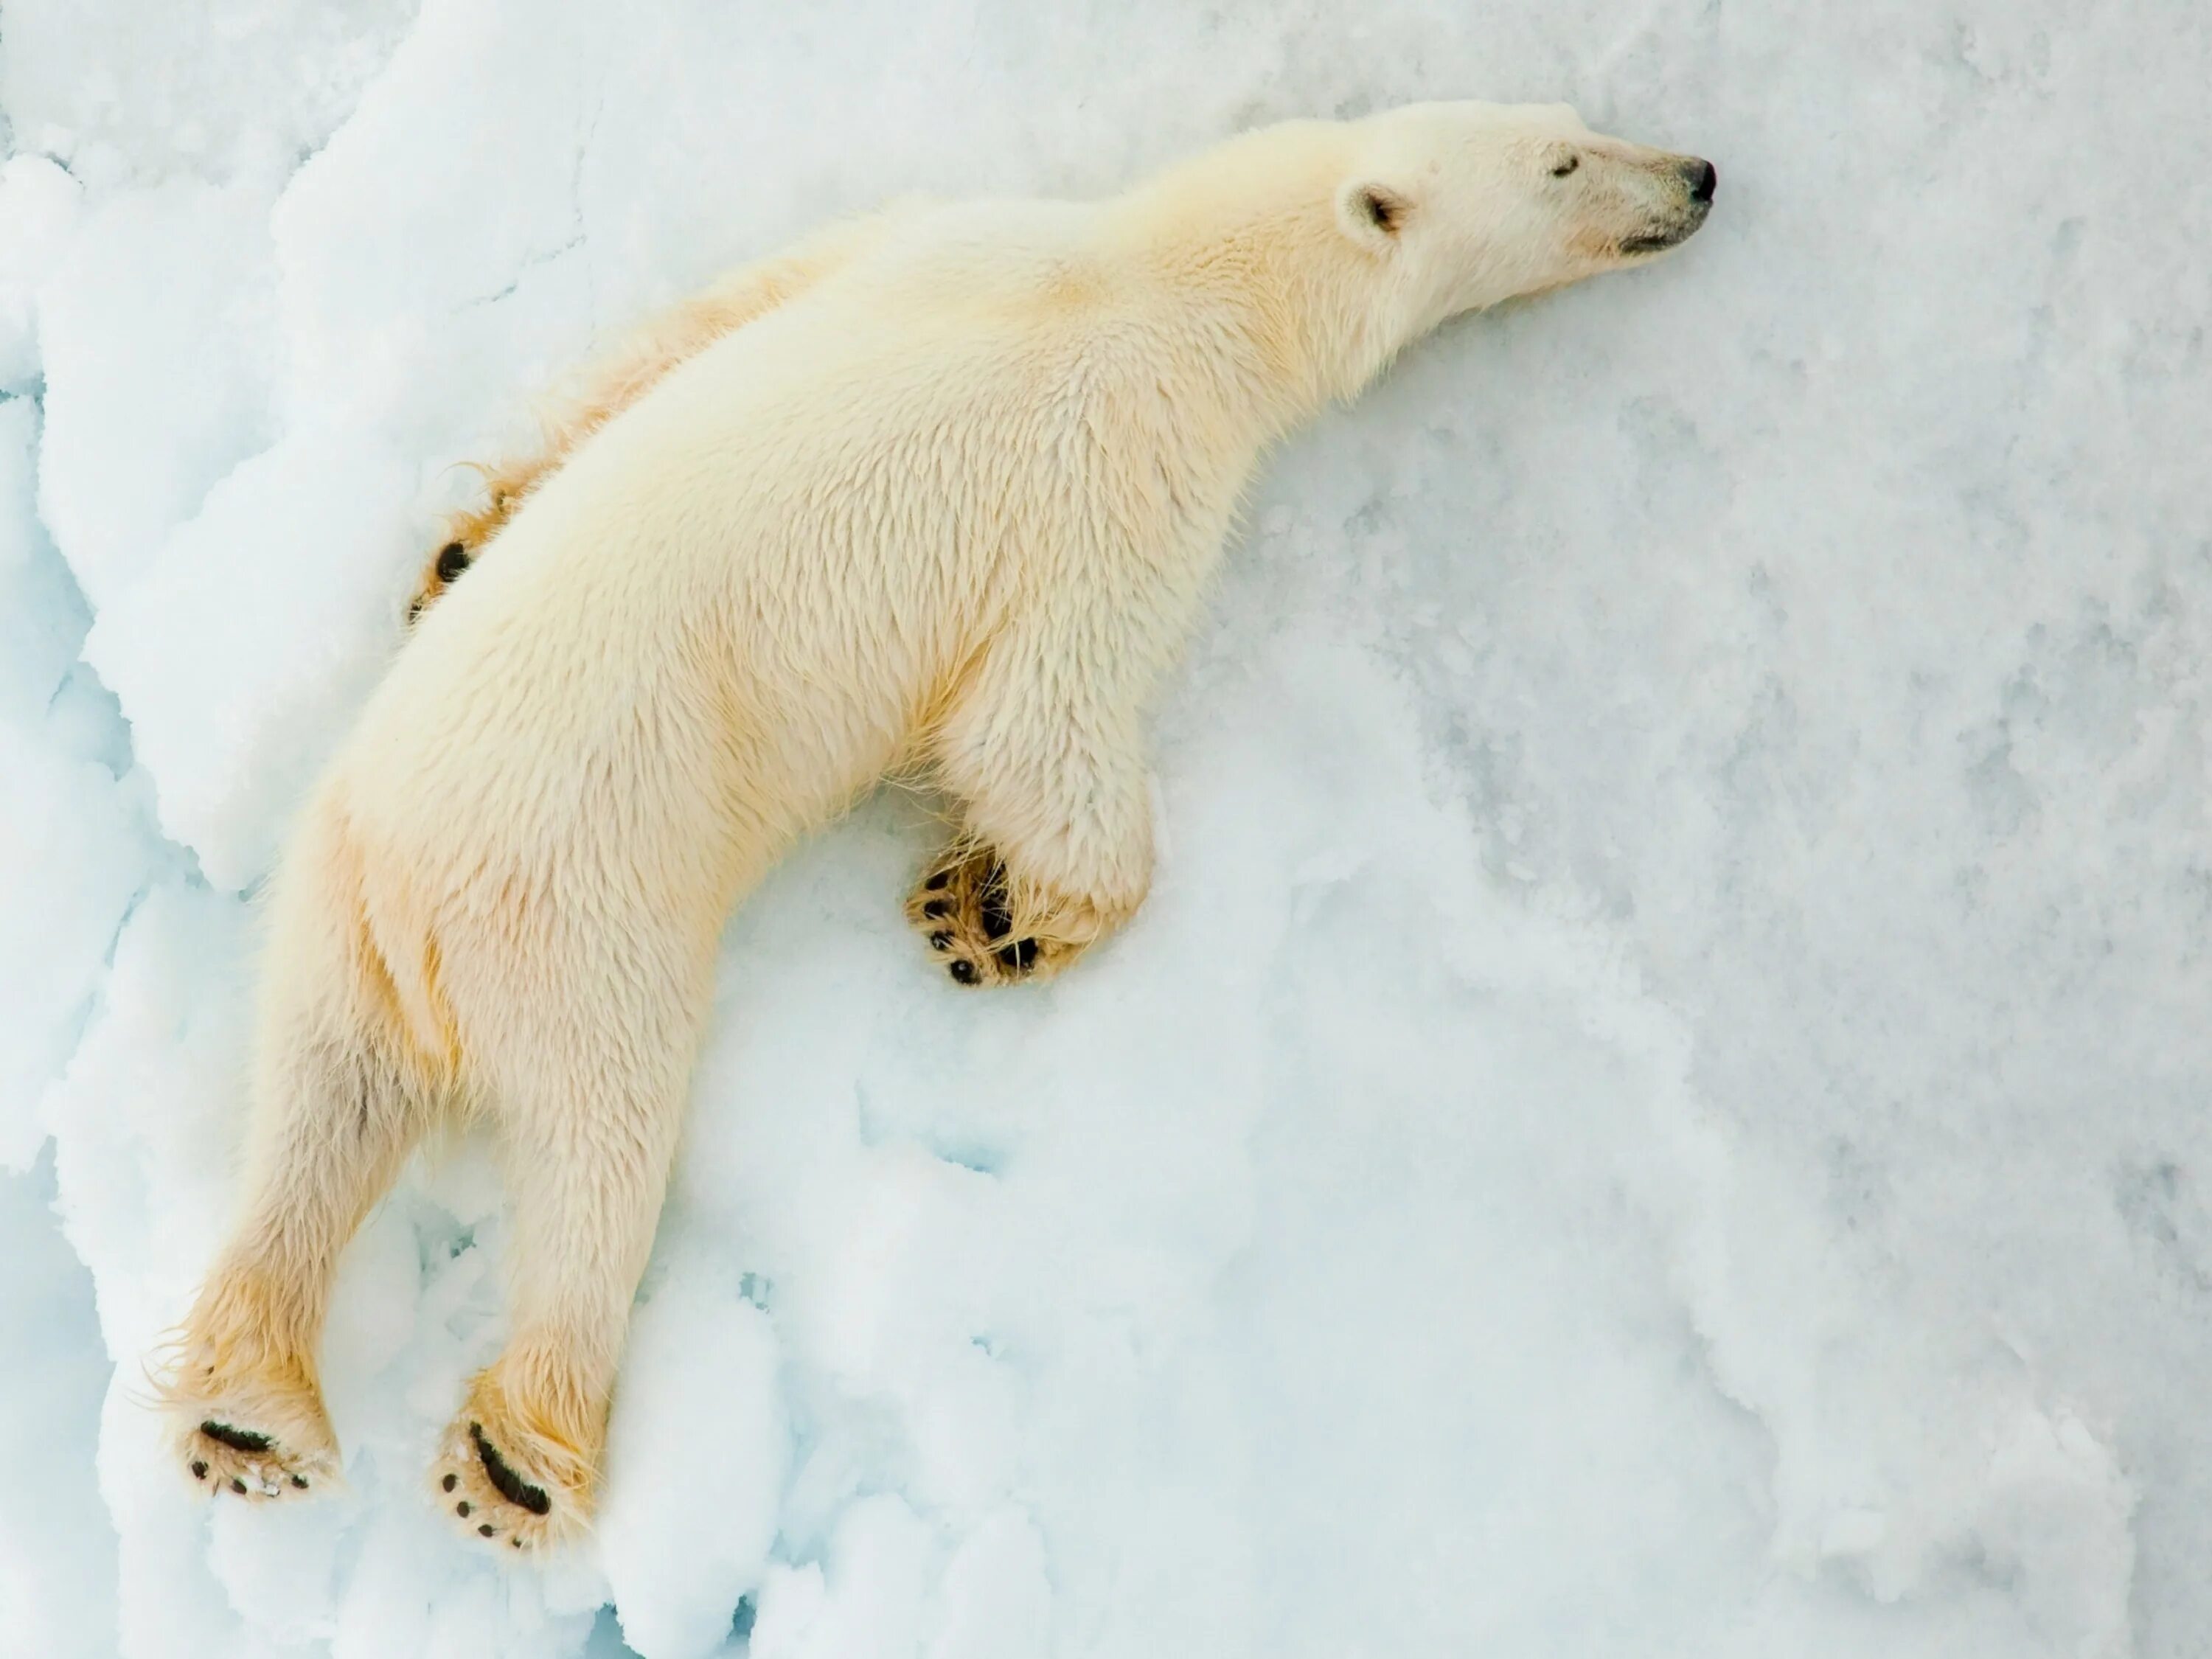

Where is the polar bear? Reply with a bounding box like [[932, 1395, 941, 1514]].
[[160, 101, 1713, 1549]]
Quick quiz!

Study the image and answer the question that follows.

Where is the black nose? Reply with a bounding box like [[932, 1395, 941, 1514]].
[[1683, 159, 1717, 205]]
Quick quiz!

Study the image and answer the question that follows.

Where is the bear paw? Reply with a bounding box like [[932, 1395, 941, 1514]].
[[430, 1413, 580, 1554], [405, 469, 536, 626], [906, 848, 1081, 987], [176, 1408, 338, 1502]]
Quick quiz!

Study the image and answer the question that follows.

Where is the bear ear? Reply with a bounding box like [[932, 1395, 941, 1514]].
[[1336, 180, 1413, 252]]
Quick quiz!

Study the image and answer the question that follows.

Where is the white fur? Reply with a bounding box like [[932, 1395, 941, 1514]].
[[160, 101, 1711, 1545]]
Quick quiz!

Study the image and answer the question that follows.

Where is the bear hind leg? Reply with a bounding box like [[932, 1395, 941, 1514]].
[[162, 1017, 430, 1500], [432, 1043, 692, 1551]]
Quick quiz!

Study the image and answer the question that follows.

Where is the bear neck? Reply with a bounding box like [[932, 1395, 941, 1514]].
[[1110, 140, 1422, 432]]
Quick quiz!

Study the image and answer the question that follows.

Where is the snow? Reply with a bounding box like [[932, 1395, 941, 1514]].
[[3, 2, 2210, 1656]]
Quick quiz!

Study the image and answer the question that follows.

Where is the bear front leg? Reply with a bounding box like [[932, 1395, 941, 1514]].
[[914, 644, 1158, 987], [907, 835, 1144, 987]]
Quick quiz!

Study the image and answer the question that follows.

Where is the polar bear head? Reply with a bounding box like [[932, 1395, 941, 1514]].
[[1130, 102, 1716, 406], [1335, 100, 1716, 328]]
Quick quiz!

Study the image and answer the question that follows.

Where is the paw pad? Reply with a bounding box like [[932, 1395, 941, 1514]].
[[431, 1414, 564, 1553], [472, 1422, 553, 1516], [201, 1420, 273, 1453], [178, 1408, 333, 1500]]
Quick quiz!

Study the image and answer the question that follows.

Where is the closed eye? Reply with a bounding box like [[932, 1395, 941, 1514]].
[[1551, 154, 1580, 178]]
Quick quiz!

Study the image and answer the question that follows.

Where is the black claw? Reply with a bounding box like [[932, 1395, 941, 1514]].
[[929, 931, 953, 951], [948, 957, 978, 984], [479, 1523, 495, 1537], [457, 1500, 472, 1517], [922, 900, 949, 920], [191, 1461, 208, 1480], [997, 939, 1039, 972], [291, 1475, 308, 1489], [435, 542, 471, 583], [512, 1537, 524, 1549], [201, 1421, 273, 1453], [442, 1472, 458, 1492], [924, 869, 950, 891], [230, 1478, 247, 1494], [470, 1423, 552, 1516], [979, 869, 1012, 940]]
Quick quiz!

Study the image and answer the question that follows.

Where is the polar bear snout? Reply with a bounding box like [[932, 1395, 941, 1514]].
[[1615, 153, 1717, 257]]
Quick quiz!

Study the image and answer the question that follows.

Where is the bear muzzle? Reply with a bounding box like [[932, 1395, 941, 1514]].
[[1621, 156, 1717, 257]]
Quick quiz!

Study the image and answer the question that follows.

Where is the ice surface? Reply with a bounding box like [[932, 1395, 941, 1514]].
[[0, 1155, 118, 1659], [5, 1, 2211, 1655]]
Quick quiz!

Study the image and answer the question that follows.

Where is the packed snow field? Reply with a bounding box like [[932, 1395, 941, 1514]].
[[4, 1, 2209, 1655]]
